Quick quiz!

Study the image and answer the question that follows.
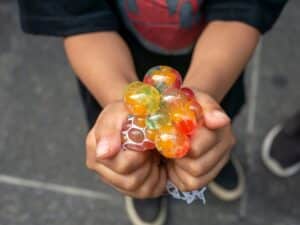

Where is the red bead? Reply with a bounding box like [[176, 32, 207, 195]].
[[180, 87, 195, 100]]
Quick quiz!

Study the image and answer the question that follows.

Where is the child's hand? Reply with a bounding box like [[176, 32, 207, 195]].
[[85, 101, 167, 198], [167, 89, 235, 192]]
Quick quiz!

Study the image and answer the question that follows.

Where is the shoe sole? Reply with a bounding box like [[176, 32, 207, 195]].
[[261, 124, 300, 177], [124, 196, 167, 225], [208, 156, 245, 202]]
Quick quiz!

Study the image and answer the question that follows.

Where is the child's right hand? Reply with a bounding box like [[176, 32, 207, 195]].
[[85, 101, 167, 198]]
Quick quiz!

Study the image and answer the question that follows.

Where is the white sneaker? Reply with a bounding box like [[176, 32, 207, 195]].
[[125, 196, 167, 225]]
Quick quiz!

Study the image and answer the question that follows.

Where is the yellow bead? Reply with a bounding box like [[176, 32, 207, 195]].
[[124, 81, 161, 116]]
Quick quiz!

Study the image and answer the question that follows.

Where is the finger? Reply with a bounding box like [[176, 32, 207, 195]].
[[85, 127, 97, 170], [87, 124, 151, 175], [99, 177, 141, 199], [95, 159, 152, 192], [173, 153, 230, 192], [167, 161, 185, 191], [151, 167, 167, 198], [187, 127, 217, 158], [175, 137, 232, 177], [115, 159, 164, 199], [192, 91, 231, 130], [94, 102, 129, 159], [175, 125, 234, 177], [215, 125, 236, 145], [99, 150, 151, 175], [133, 161, 161, 199], [204, 110, 231, 130]]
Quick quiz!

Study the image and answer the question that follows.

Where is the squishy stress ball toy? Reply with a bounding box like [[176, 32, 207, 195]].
[[121, 66, 203, 159]]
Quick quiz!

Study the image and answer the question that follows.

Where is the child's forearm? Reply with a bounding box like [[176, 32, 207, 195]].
[[183, 21, 260, 102], [64, 32, 138, 107]]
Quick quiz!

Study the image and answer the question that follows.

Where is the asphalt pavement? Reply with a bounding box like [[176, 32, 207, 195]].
[[0, 1, 299, 225]]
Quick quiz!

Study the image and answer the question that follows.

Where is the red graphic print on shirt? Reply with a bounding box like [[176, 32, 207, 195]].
[[118, 0, 205, 54]]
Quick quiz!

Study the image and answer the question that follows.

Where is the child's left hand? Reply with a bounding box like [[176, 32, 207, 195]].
[[167, 89, 236, 192]]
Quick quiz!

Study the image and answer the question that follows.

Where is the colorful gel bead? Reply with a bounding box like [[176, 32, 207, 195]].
[[160, 88, 195, 135], [143, 66, 182, 92], [124, 81, 161, 117], [145, 128, 157, 142], [146, 107, 171, 130], [121, 116, 155, 151], [169, 101, 198, 135], [189, 98, 204, 124], [161, 88, 188, 108], [180, 87, 203, 123], [180, 87, 196, 100], [155, 125, 190, 158]]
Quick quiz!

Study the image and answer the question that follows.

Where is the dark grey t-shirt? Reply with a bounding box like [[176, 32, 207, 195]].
[[17, 0, 287, 121], [18, 0, 287, 53]]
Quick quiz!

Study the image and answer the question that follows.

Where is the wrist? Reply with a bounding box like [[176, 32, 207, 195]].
[[96, 76, 137, 107], [183, 70, 225, 103], [79, 71, 137, 107]]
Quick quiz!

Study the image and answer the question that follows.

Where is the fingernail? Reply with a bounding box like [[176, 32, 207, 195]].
[[96, 138, 110, 158], [211, 110, 230, 122]]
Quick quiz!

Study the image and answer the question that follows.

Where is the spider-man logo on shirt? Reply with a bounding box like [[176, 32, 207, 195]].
[[117, 0, 205, 54]]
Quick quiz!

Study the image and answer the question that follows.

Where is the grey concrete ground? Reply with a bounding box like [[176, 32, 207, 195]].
[[0, 1, 299, 225]]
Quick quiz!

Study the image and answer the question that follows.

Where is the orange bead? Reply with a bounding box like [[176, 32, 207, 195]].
[[145, 128, 157, 141], [143, 66, 182, 92], [189, 99, 204, 124], [134, 117, 146, 127], [155, 125, 190, 158], [170, 102, 198, 135]]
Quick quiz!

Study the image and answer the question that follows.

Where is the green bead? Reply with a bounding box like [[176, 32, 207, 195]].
[[146, 109, 171, 130]]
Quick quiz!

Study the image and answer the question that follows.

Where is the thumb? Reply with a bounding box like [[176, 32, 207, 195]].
[[193, 90, 231, 130], [96, 135, 121, 160], [204, 110, 231, 130], [94, 102, 128, 160]]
